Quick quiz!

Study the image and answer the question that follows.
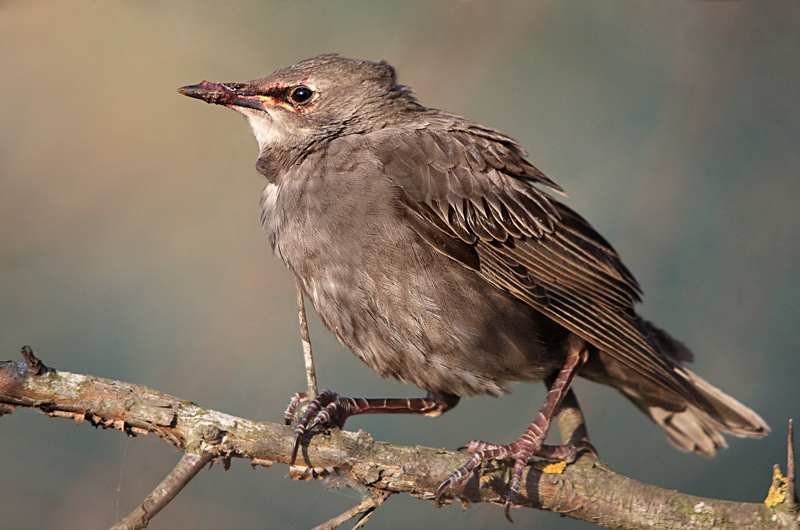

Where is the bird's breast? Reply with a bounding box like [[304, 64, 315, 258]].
[[258, 146, 563, 397]]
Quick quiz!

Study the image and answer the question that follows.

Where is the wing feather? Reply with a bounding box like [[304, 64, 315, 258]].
[[375, 126, 702, 402]]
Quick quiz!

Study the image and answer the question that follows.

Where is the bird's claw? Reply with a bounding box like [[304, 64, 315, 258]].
[[435, 439, 596, 521], [434, 443, 498, 507], [434, 440, 521, 522], [287, 389, 353, 465], [434, 477, 453, 506]]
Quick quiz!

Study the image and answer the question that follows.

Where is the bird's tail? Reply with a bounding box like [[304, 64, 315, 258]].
[[625, 366, 770, 456], [615, 320, 770, 456], [584, 319, 770, 456]]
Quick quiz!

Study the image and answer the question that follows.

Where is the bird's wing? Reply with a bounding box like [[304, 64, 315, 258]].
[[373, 125, 699, 400]]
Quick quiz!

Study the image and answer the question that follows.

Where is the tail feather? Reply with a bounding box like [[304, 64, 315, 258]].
[[617, 362, 769, 457], [582, 315, 770, 456]]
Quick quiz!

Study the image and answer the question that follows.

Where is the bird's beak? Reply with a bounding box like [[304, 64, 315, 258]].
[[178, 81, 272, 112]]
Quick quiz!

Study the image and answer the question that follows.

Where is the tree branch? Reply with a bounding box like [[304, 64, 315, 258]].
[[1, 351, 796, 529], [110, 446, 215, 530]]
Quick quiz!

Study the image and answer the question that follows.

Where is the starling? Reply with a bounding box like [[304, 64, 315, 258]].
[[179, 54, 769, 520]]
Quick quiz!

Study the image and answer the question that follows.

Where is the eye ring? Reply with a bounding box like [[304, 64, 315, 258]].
[[289, 86, 314, 106]]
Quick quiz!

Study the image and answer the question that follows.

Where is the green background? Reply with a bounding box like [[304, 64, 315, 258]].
[[1, 1, 797, 529]]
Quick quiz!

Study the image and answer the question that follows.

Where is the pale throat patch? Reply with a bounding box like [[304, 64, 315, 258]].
[[233, 106, 288, 151]]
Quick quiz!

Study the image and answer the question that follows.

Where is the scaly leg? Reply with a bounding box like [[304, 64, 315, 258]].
[[286, 390, 460, 464], [435, 343, 593, 522]]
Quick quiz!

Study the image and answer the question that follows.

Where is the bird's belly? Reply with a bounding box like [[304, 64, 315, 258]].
[[288, 225, 566, 397]]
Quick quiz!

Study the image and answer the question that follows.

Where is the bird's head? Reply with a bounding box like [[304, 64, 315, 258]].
[[179, 54, 420, 158]]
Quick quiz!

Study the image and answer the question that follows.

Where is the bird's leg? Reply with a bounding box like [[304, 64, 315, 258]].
[[286, 390, 460, 465], [435, 343, 592, 522]]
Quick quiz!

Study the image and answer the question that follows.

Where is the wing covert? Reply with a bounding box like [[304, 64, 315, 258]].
[[373, 126, 701, 403]]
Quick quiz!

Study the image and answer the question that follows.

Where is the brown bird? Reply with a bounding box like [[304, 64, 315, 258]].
[[179, 54, 769, 521]]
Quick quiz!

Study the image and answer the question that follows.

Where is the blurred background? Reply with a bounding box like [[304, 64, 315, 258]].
[[1, 1, 798, 529]]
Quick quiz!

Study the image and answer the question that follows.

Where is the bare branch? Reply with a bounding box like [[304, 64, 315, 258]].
[[1, 355, 796, 529], [110, 446, 214, 530], [310, 489, 390, 530], [296, 275, 318, 398]]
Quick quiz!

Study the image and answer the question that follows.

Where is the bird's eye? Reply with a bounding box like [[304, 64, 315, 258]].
[[289, 86, 314, 105]]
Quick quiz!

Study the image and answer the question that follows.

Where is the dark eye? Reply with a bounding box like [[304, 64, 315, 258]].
[[289, 86, 314, 105]]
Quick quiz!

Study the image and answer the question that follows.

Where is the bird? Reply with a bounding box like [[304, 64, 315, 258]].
[[179, 54, 769, 521]]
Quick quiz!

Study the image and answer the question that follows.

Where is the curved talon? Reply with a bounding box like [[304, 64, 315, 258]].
[[504, 499, 515, 523], [290, 433, 302, 465], [434, 478, 452, 507], [435, 451, 486, 507]]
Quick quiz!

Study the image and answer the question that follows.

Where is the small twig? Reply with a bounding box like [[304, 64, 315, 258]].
[[310, 489, 390, 530], [295, 275, 318, 398], [20, 345, 50, 375], [788, 419, 797, 511], [110, 445, 214, 530]]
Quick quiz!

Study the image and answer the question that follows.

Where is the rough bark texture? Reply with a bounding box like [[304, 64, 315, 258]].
[[1, 357, 797, 529]]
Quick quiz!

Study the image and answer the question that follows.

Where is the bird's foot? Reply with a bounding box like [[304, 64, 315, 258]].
[[285, 390, 462, 465], [285, 389, 359, 465], [435, 438, 596, 522]]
